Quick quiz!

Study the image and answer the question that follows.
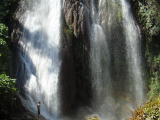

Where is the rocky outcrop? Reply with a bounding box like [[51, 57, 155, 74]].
[[62, 0, 90, 49], [63, 0, 83, 36]]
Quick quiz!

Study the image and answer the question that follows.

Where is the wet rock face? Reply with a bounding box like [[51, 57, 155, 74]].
[[62, 0, 90, 50], [58, 31, 76, 116], [62, 0, 88, 36]]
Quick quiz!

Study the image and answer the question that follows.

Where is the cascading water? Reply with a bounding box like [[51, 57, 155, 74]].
[[15, 0, 61, 119], [13, 0, 145, 119], [121, 0, 144, 105], [90, 0, 144, 119], [90, 0, 116, 119]]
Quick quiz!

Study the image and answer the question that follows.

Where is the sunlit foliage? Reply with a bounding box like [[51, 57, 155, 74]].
[[0, 23, 12, 73], [127, 95, 160, 120]]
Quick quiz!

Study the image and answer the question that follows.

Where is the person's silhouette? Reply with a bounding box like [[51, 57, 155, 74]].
[[36, 102, 41, 120]]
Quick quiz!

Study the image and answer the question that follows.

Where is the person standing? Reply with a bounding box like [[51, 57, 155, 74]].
[[36, 101, 41, 120]]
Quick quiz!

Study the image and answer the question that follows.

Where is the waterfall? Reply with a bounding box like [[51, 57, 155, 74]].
[[90, 0, 116, 119], [15, 0, 61, 119], [89, 0, 144, 119], [13, 0, 145, 119], [121, 0, 144, 105]]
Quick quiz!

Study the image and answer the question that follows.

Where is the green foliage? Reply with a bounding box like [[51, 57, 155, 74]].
[[0, 74, 16, 94], [145, 40, 160, 100], [0, 23, 16, 113], [111, 1, 122, 23], [106, 0, 122, 24], [127, 95, 160, 120], [0, 0, 19, 115], [67, 25, 73, 46], [0, 74, 17, 112], [138, 0, 160, 36], [61, 20, 67, 29], [148, 72, 160, 99], [0, 0, 13, 23], [0, 4, 17, 112], [0, 23, 12, 73], [132, 0, 160, 36], [0, 23, 9, 42]]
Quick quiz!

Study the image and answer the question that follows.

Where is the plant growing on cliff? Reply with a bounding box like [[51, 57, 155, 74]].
[[138, 0, 160, 36], [0, 23, 12, 73], [127, 95, 160, 120], [111, 1, 122, 23], [0, 23, 18, 113], [100, 0, 123, 30], [0, 0, 13, 24], [132, 0, 160, 37], [0, 0, 21, 116], [61, 20, 67, 29], [67, 25, 73, 46], [0, 74, 17, 112], [148, 74, 160, 99]]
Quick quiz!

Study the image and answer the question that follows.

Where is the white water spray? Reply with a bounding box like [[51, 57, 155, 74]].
[[15, 0, 61, 119]]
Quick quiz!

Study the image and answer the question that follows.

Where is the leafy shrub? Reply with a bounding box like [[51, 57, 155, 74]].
[[138, 0, 160, 36], [0, 23, 12, 73], [0, 74, 17, 112], [0, 0, 17, 24], [0, 21, 17, 113], [67, 25, 73, 46], [61, 20, 67, 29], [127, 95, 160, 120], [147, 71, 160, 98], [132, 0, 160, 37]]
